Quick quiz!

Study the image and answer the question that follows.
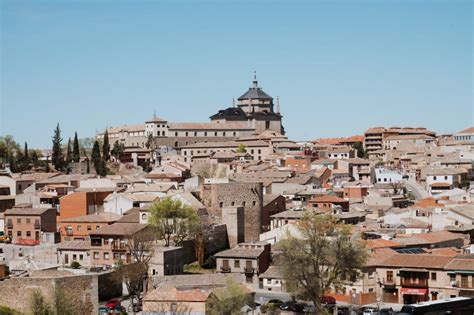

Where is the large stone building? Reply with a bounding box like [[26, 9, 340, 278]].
[[96, 75, 284, 150]]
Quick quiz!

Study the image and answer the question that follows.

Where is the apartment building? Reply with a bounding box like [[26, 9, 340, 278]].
[[59, 187, 120, 221], [364, 127, 436, 153], [89, 223, 152, 267], [59, 212, 121, 241], [4, 207, 57, 245], [215, 241, 271, 286]]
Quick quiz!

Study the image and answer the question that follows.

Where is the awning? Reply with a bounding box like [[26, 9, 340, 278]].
[[400, 288, 427, 296]]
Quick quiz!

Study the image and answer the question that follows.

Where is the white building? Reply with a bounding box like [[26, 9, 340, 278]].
[[374, 168, 403, 184], [103, 192, 158, 215]]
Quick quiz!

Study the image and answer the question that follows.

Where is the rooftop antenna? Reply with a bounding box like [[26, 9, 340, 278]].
[[232, 98, 235, 107], [153, 109, 156, 118]]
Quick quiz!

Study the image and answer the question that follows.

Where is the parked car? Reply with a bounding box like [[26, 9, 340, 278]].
[[321, 295, 336, 304], [290, 302, 307, 312], [362, 307, 378, 315], [280, 300, 296, 311], [105, 298, 121, 309], [98, 306, 109, 315], [266, 299, 284, 308], [379, 308, 394, 315]]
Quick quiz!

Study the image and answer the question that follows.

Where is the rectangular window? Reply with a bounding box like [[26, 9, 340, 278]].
[[93, 252, 99, 259], [26, 231, 31, 237], [386, 271, 393, 282], [17, 231, 22, 237], [104, 252, 110, 260], [26, 218, 31, 224], [17, 218, 21, 224], [87, 226, 91, 231], [77, 225, 82, 231], [431, 272, 437, 281], [79, 254, 84, 261], [234, 260, 240, 268]]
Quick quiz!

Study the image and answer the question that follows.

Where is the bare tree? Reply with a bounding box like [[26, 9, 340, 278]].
[[115, 227, 157, 313]]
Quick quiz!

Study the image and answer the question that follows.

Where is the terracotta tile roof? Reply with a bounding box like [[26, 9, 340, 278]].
[[60, 213, 121, 223], [144, 288, 212, 302], [309, 195, 347, 203], [374, 254, 453, 269], [169, 121, 252, 130], [366, 239, 402, 249], [214, 247, 264, 259], [412, 197, 439, 209], [57, 240, 90, 250], [5, 207, 54, 216], [457, 127, 474, 134], [431, 183, 452, 188], [444, 255, 474, 271], [395, 231, 464, 246], [427, 248, 462, 257], [89, 223, 148, 236]]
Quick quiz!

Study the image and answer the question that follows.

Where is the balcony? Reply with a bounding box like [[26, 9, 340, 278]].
[[244, 266, 255, 275], [400, 278, 428, 287], [65, 230, 73, 236], [112, 243, 127, 250], [220, 266, 231, 273], [381, 277, 395, 285]]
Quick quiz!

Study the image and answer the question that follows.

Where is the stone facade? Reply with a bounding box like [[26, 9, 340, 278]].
[[0, 271, 98, 314], [200, 182, 263, 242]]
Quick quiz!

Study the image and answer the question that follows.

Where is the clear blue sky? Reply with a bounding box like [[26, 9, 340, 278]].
[[1, 0, 472, 148]]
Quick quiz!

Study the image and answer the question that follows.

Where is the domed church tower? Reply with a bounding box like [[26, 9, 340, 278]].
[[210, 72, 284, 135]]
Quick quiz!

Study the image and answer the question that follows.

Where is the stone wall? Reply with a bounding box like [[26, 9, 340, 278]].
[[0, 271, 98, 314], [200, 182, 263, 242]]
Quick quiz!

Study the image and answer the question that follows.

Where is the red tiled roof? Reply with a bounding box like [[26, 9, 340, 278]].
[[309, 195, 347, 203]]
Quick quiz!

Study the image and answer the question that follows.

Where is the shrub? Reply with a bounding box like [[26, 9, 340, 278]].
[[70, 261, 81, 269]]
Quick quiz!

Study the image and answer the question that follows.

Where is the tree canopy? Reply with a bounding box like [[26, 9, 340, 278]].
[[51, 123, 64, 171], [206, 278, 253, 315], [72, 132, 80, 162], [148, 198, 201, 247], [276, 212, 367, 312]]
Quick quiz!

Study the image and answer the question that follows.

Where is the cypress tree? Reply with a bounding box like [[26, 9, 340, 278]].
[[66, 138, 72, 164], [73, 132, 80, 162], [91, 140, 104, 176], [102, 129, 110, 162], [51, 123, 64, 171], [24, 142, 29, 160]]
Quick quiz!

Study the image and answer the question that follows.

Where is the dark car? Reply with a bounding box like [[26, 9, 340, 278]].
[[266, 299, 284, 308], [290, 302, 307, 312], [280, 300, 296, 311]]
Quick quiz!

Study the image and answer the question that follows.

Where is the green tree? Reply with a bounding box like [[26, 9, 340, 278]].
[[148, 198, 201, 247], [72, 132, 80, 162], [24, 142, 29, 161], [0, 135, 20, 168], [102, 129, 110, 162], [66, 138, 72, 164], [352, 142, 367, 158], [29, 289, 53, 315], [111, 140, 125, 160], [276, 213, 367, 313], [236, 144, 247, 153], [207, 278, 253, 315], [51, 123, 64, 171], [91, 140, 105, 176]]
